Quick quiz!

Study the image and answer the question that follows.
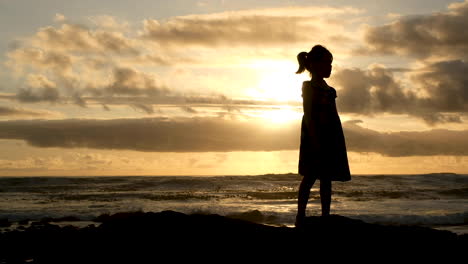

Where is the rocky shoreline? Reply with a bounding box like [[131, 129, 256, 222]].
[[1, 211, 466, 263]]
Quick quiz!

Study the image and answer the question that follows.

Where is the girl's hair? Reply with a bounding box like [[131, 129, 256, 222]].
[[295, 45, 333, 74]]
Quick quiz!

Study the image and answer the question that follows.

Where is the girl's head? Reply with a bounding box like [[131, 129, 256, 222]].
[[296, 45, 333, 79]]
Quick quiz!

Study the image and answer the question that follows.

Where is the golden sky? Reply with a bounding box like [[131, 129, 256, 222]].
[[1, 0, 468, 176]]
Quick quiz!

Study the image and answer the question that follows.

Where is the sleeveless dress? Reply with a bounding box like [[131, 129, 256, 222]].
[[298, 80, 351, 182]]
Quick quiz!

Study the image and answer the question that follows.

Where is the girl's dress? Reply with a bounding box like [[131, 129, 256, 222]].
[[298, 80, 351, 182]]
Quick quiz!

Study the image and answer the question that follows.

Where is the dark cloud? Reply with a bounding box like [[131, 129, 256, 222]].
[[332, 66, 419, 115], [349, 1, 468, 124], [343, 119, 468, 157], [72, 93, 87, 108], [411, 60, 468, 113], [15, 87, 60, 103], [360, 0, 468, 59], [130, 103, 155, 114], [0, 117, 466, 156], [332, 65, 466, 125], [98, 67, 169, 97], [332, 66, 412, 115], [0, 117, 297, 152], [180, 106, 197, 113], [12, 73, 61, 103]]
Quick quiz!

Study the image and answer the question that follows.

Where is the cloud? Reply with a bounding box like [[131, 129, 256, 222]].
[[70, 66, 287, 111], [130, 103, 155, 114], [5, 17, 258, 110], [0, 117, 466, 156], [360, 0, 468, 59], [11, 74, 60, 103], [331, 64, 466, 125], [0, 117, 297, 152], [54, 13, 67, 23], [16, 87, 60, 103], [344, 1, 468, 125], [0, 157, 64, 170], [0, 106, 61, 118], [343, 119, 468, 157], [180, 106, 197, 113], [7, 4, 466, 126], [332, 65, 414, 115], [1, 65, 285, 116], [184, 5, 363, 18], [410, 60, 468, 117], [32, 23, 139, 55], [73, 153, 113, 166], [86, 67, 169, 97], [141, 16, 311, 47], [7, 48, 73, 74], [87, 15, 129, 31], [4, 6, 363, 113], [26, 74, 57, 89], [0, 153, 114, 172], [140, 6, 361, 47], [130, 54, 200, 66]]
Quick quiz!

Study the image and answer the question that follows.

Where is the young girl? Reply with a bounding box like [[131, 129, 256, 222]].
[[295, 45, 351, 227]]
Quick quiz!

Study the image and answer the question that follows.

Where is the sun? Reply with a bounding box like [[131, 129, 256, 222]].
[[243, 60, 305, 123], [246, 60, 304, 102]]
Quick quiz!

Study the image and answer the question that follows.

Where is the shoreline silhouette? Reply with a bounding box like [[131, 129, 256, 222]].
[[0, 210, 466, 262]]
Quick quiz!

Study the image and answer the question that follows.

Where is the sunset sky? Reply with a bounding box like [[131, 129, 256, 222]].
[[1, 0, 468, 176]]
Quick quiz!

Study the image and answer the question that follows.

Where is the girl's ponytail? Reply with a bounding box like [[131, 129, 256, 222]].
[[296, 52, 308, 74]]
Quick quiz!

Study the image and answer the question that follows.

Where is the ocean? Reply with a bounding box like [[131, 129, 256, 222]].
[[0, 173, 467, 234]]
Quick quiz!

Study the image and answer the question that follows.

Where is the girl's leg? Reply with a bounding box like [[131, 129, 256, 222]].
[[320, 179, 332, 216], [297, 176, 316, 219]]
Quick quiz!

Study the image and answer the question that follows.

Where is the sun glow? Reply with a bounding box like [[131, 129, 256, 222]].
[[244, 107, 302, 124], [260, 108, 302, 124], [243, 60, 306, 123], [246, 60, 305, 103]]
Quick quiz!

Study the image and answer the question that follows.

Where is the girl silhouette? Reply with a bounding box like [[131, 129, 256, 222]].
[[295, 45, 351, 227]]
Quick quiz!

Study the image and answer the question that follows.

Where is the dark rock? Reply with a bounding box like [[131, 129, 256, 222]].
[[0, 211, 465, 263], [50, 216, 81, 222], [30, 221, 43, 227], [226, 209, 265, 222], [41, 217, 54, 222], [93, 211, 144, 222], [0, 218, 11, 227], [18, 219, 29, 225]]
